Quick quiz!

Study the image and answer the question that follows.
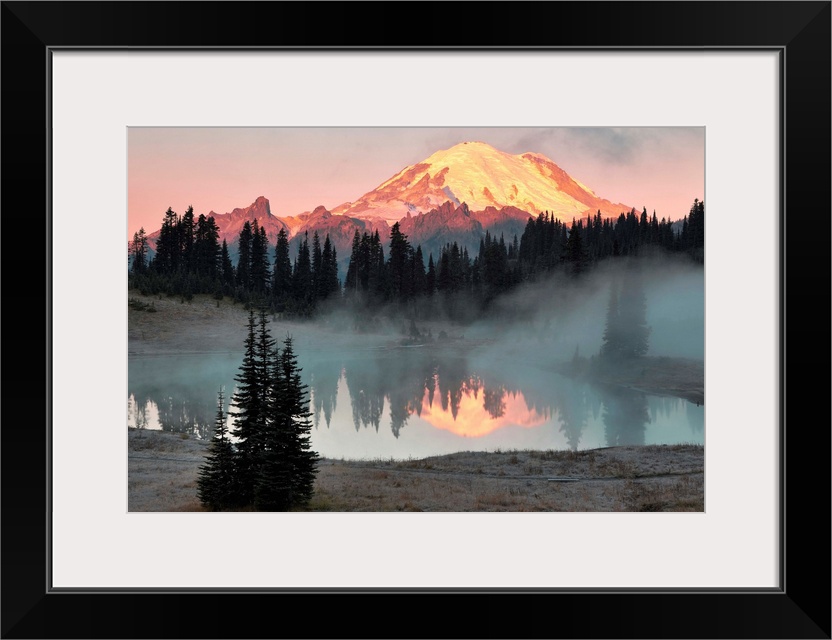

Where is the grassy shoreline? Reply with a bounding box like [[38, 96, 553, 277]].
[[128, 292, 704, 512], [129, 428, 703, 512]]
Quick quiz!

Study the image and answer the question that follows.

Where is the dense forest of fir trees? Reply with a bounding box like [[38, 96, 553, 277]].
[[129, 199, 704, 321]]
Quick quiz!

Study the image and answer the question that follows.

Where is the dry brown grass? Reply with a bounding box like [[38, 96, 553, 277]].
[[129, 429, 703, 512], [128, 429, 210, 511]]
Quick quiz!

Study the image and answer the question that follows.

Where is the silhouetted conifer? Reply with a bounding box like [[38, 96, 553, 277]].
[[273, 228, 293, 305], [228, 309, 266, 505], [197, 389, 237, 510]]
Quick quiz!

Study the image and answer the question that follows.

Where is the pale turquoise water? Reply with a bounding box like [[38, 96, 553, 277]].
[[128, 347, 703, 460]]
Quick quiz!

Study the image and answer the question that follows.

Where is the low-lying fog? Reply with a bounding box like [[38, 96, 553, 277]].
[[129, 256, 704, 459]]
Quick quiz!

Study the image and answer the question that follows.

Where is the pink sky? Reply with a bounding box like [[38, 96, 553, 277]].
[[128, 127, 704, 239]]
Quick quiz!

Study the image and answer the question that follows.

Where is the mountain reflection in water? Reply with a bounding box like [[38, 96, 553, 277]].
[[128, 349, 703, 460]]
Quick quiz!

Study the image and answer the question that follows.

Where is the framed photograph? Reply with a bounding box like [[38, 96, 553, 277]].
[[126, 124, 707, 516], [3, 2, 829, 638]]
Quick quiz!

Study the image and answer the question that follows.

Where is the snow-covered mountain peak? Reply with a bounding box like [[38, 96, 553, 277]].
[[332, 141, 631, 223]]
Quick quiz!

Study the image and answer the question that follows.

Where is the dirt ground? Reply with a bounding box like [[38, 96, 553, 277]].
[[129, 428, 703, 512], [128, 292, 705, 512]]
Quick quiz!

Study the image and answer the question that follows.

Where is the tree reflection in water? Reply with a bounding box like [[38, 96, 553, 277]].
[[602, 385, 650, 446], [129, 348, 700, 452]]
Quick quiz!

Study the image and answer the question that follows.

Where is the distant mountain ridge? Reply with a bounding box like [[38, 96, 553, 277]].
[[140, 141, 638, 264]]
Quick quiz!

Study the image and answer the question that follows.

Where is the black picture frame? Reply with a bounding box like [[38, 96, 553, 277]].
[[2, 2, 829, 638]]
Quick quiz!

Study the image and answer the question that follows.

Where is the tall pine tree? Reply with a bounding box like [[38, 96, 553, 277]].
[[222, 311, 320, 510], [236, 221, 253, 291], [249, 220, 271, 295], [197, 389, 237, 510], [275, 335, 319, 508], [130, 227, 148, 275], [228, 309, 267, 505], [220, 239, 235, 292], [273, 227, 293, 305], [152, 207, 179, 275], [320, 234, 339, 300], [292, 232, 313, 308]]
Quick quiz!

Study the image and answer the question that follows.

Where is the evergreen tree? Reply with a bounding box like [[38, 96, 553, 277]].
[[564, 219, 587, 276], [617, 272, 651, 357], [273, 228, 293, 304], [321, 235, 339, 299], [311, 231, 323, 299], [447, 242, 464, 292], [218, 310, 320, 510], [600, 280, 623, 360], [220, 239, 235, 291], [412, 245, 426, 298], [256, 308, 276, 406], [228, 309, 266, 505], [255, 341, 291, 511], [679, 215, 689, 251], [480, 231, 508, 298], [197, 389, 237, 510], [437, 250, 451, 293], [236, 221, 253, 290], [255, 333, 319, 510], [600, 269, 651, 360], [344, 230, 362, 295], [650, 211, 660, 245], [249, 220, 271, 295], [194, 214, 220, 280], [638, 206, 649, 248], [180, 205, 196, 273], [387, 222, 411, 300], [276, 335, 319, 507], [292, 232, 313, 307], [425, 253, 436, 296], [130, 227, 148, 275], [369, 230, 386, 298], [687, 199, 705, 262], [152, 207, 179, 275]]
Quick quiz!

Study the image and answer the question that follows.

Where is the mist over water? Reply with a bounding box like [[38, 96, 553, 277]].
[[128, 256, 704, 459], [465, 255, 704, 362]]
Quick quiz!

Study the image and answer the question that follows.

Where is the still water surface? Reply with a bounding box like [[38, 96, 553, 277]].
[[128, 348, 703, 460]]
